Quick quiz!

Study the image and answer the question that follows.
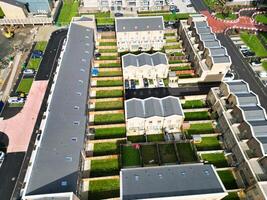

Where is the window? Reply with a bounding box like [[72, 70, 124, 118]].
[[61, 181, 67, 186], [73, 121, 80, 125], [74, 106, 80, 110], [65, 157, 72, 162], [71, 137, 78, 142]]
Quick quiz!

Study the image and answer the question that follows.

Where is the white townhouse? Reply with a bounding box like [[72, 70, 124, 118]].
[[125, 96, 184, 136], [115, 16, 165, 52], [122, 52, 169, 80]]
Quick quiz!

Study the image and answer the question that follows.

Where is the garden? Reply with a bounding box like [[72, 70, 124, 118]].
[[88, 178, 120, 200], [96, 90, 123, 98], [90, 158, 119, 177], [98, 71, 122, 77], [99, 63, 121, 68], [186, 122, 214, 135], [96, 80, 123, 87], [93, 140, 125, 156], [94, 127, 126, 139], [182, 100, 206, 109], [158, 143, 178, 164], [99, 42, 117, 46], [176, 142, 198, 163], [94, 113, 125, 125], [184, 111, 211, 121], [218, 170, 238, 190], [95, 101, 123, 111], [195, 136, 221, 151], [56, 0, 79, 26], [222, 192, 240, 200], [141, 144, 159, 166], [121, 145, 141, 167], [201, 152, 228, 168], [146, 134, 165, 142], [16, 78, 33, 94]]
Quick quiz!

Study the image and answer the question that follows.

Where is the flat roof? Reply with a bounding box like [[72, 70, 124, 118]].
[[121, 164, 226, 200], [0, 0, 26, 8], [116, 16, 164, 32], [25, 22, 94, 195]]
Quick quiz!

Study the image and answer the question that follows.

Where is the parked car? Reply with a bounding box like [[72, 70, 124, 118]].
[[241, 49, 255, 57], [130, 79, 136, 89], [158, 79, 164, 87], [32, 50, 43, 58], [224, 72, 235, 81], [23, 69, 35, 76], [115, 13, 123, 17], [0, 151, 5, 168], [94, 52, 101, 58], [259, 72, 267, 78], [8, 97, 25, 104], [170, 5, 179, 12], [143, 78, 149, 88], [251, 60, 262, 67], [125, 79, 130, 89]]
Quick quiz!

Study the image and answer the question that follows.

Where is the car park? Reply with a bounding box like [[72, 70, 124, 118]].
[[94, 52, 101, 58], [241, 49, 255, 57], [130, 79, 136, 89], [259, 72, 267, 78], [125, 79, 130, 89], [143, 78, 149, 88]]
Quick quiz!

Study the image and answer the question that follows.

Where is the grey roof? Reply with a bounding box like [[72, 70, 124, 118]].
[[241, 106, 266, 122], [226, 81, 249, 94], [0, 0, 26, 8], [196, 27, 212, 35], [25, 23, 94, 195], [235, 93, 258, 106], [209, 47, 227, 56], [194, 21, 208, 28], [250, 120, 267, 137], [125, 96, 183, 119], [116, 16, 164, 32], [121, 164, 225, 200], [256, 137, 267, 154], [199, 33, 216, 41], [212, 55, 231, 63], [122, 52, 167, 68], [203, 40, 221, 48]]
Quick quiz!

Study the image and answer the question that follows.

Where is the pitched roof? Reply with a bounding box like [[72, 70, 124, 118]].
[[121, 164, 226, 200], [235, 93, 258, 106], [226, 81, 250, 94], [116, 16, 164, 32], [240, 106, 266, 122], [0, 0, 26, 9], [125, 96, 183, 119]]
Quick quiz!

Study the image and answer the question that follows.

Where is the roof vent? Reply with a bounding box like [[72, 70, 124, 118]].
[[147, 25, 149, 28], [71, 137, 78, 142], [61, 181, 67, 186], [135, 26, 137, 29], [86, 28, 90, 32], [134, 175, 139, 181], [74, 106, 80, 110], [65, 157, 72, 162], [181, 171, 186, 176], [204, 170, 210, 176], [80, 68, 85, 72], [76, 92, 82, 96], [78, 80, 84, 84], [158, 173, 163, 179], [82, 58, 86, 62], [85, 51, 89, 54], [86, 43, 90, 46], [85, 35, 89, 39], [73, 121, 80, 125], [123, 26, 125, 30], [158, 25, 161, 28]]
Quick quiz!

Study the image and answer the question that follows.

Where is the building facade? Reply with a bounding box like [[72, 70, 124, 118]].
[[207, 80, 267, 200], [125, 96, 184, 136], [115, 16, 165, 52], [122, 52, 169, 80], [178, 14, 231, 83]]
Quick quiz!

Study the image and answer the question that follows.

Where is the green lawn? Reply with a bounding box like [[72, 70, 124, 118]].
[[203, 0, 222, 10], [141, 144, 159, 166], [127, 135, 146, 143], [98, 49, 117, 53], [97, 80, 123, 87], [56, 0, 79, 25], [8, 102, 24, 108], [164, 45, 181, 50], [16, 78, 33, 94], [169, 60, 183, 64], [138, 13, 189, 21], [94, 127, 126, 139], [168, 52, 184, 56], [27, 58, 41, 70], [35, 41, 47, 52], [99, 63, 121, 67], [182, 100, 206, 109], [0, 7, 4, 18], [255, 14, 267, 25], [121, 145, 141, 167], [170, 66, 191, 71], [96, 90, 123, 98], [195, 136, 221, 151], [95, 101, 123, 111], [159, 143, 177, 164], [186, 123, 214, 135], [93, 141, 121, 156], [184, 111, 210, 121], [147, 134, 165, 142], [218, 170, 238, 190], [88, 178, 120, 200], [164, 32, 176, 37], [99, 42, 117, 46], [201, 153, 228, 168], [90, 158, 119, 177], [166, 38, 177, 43], [98, 56, 118, 60], [222, 192, 240, 200], [262, 61, 267, 71], [176, 142, 198, 163], [178, 74, 194, 78], [94, 113, 125, 125], [240, 31, 267, 58], [215, 12, 237, 20], [97, 18, 115, 25], [98, 71, 122, 77]]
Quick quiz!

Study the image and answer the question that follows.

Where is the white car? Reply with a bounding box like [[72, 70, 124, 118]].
[[23, 69, 35, 76], [259, 72, 267, 78], [8, 97, 25, 104], [251, 61, 262, 67], [158, 79, 165, 87], [224, 72, 235, 81]]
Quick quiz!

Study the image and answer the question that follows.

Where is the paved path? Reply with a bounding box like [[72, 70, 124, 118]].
[[0, 81, 48, 153]]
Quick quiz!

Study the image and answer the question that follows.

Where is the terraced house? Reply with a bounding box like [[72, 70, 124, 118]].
[[122, 52, 169, 80], [125, 96, 184, 136], [207, 80, 267, 200], [115, 16, 165, 52], [179, 14, 232, 83]]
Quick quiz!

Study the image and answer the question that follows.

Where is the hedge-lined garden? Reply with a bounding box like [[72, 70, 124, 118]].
[[90, 158, 119, 177], [184, 111, 210, 121], [94, 127, 126, 139], [95, 101, 123, 111], [201, 153, 228, 168], [186, 123, 214, 135], [94, 113, 125, 125], [95, 90, 123, 98], [97, 80, 123, 87]]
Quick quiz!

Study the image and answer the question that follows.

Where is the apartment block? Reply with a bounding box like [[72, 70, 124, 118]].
[[122, 52, 169, 80], [120, 164, 228, 200], [83, 0, 167, 12], [125, 96, 184, 136], [21, 17, 95, 200], [207, 80, 267, 200], [178, 14, 231, 83], [115, 16, 165, 52]]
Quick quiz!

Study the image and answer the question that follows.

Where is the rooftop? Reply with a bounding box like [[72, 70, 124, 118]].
[[203, 40, 221, 48], [212, 55, 231, 64], [209, 47, 227, 56], [25, 22, 94, 195], [199, 33, 217, 42], [121, 164, 226, 200], [116, 16, 164, 32], [241, 106, 266, 122], [235, 92, 258, 107], [225, 80, 250, 94]]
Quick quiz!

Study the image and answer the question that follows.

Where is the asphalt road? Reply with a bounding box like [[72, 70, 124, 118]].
[[191, 0, 209, 12], [217, 33, 267, 110], [0, 29, 67, 200], [126, 82, 220, 99]]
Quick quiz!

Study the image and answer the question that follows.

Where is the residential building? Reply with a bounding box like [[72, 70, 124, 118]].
[[225, 0, 262, 5], [125, 96, 184, 136], [115, 16, 165, 52], [122, 52, 169, 80], [82, 0, 168, 12], [0, 0, 28, 19], [21, 17, 95, 199], [120, 164, 228, 200], [178, 14, 231, 84], [207, 80, 267, 200]]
